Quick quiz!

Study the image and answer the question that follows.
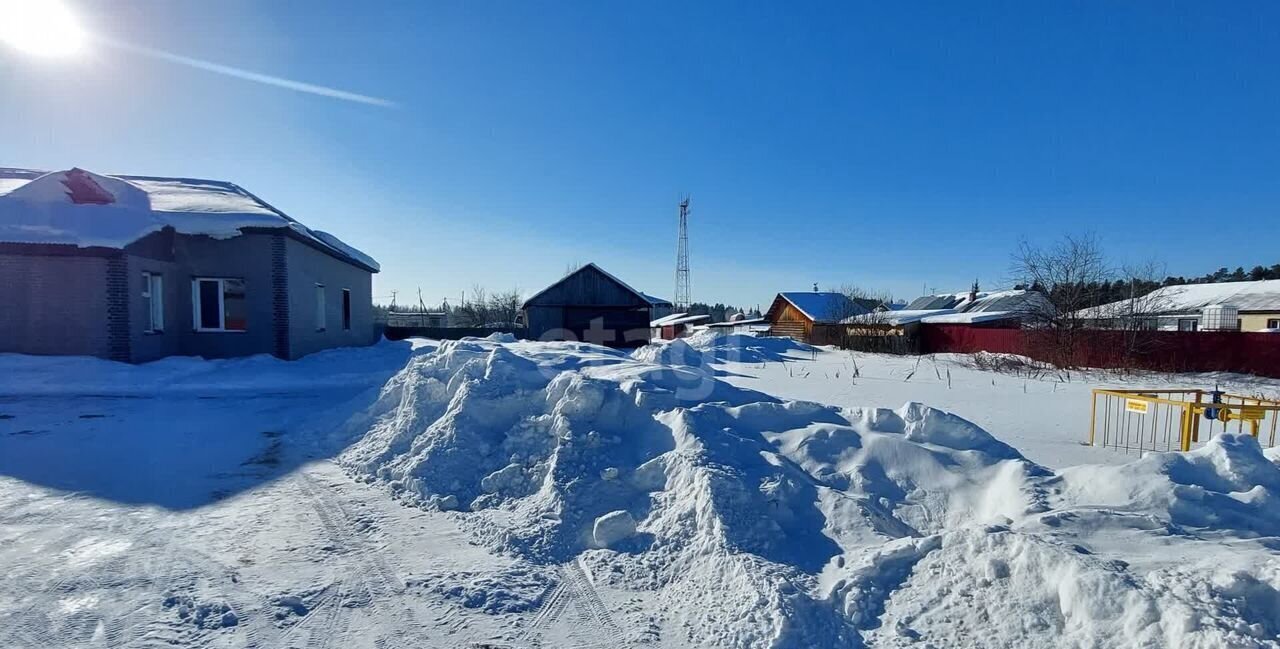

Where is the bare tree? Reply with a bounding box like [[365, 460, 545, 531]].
[[829, 284, 896, 349], [1108, 260, 1171, 362], [453, 285, 491, 327], [488, 288, 524, 328], [452, 285, 524, 328], [1009, 234, 1110, 366]]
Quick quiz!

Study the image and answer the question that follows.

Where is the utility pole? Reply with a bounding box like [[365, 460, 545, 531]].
[[675, 195, 691, 310]]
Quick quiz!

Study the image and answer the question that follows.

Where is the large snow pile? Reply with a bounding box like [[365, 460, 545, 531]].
[[341, 335, 1280, 648]]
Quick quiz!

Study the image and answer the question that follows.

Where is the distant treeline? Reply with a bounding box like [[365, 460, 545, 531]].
[[1014, 263, 1280, 310]]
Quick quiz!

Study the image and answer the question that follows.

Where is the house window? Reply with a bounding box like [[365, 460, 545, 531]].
[[1177, 318, 1198, 332], [1269, 319, 1280, 329], [315, 284, 326, 331], [342, 289, 351, 331], [142, 272, 164, 333], [192, 278, 247, 332]]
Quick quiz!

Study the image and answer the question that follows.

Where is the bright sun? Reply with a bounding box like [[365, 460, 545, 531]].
[[0, 0, 86, 57]]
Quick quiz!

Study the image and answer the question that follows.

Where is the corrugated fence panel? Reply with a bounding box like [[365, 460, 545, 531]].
[[920, 325, 1280, 378]]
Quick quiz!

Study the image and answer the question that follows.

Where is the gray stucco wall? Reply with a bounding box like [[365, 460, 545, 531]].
[[284, 236, 377, 359], [169, 233, 279, 359], [0, 252, 112, 358], [127, 254, 182, 363], [2, 231, 375, 363]]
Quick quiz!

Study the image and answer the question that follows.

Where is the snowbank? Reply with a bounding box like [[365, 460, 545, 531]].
[[341, 335, 1280, 648], [330, 337, 1280, 647]]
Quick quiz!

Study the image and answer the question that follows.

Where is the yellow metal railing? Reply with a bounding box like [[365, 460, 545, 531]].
[[1089, 388, 1280, 453]]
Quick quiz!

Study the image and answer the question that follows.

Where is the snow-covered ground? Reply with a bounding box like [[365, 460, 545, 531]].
[[2, 334, 1279, 648], [680, 332, 1280, 469]]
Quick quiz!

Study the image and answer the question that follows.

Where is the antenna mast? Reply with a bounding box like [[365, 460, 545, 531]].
[[675, 195, 691, 310]]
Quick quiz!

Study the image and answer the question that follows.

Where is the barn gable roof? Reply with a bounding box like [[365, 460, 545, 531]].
[[522, 262, 657, 309]]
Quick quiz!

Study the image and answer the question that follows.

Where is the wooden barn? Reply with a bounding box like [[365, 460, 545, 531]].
[[523, 263, 669, 347], [765, 291, 867, 344]]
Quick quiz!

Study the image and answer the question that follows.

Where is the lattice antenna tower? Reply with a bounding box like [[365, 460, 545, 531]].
[[675, 195, 691, 310]]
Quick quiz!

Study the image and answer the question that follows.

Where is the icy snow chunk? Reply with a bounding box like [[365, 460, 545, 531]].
[[631, 456, 668, 491], [899, 401, 1020, 459], [592, 510, 637, 548], [632, 339, 709, 372], [481, 463, 528, 494]]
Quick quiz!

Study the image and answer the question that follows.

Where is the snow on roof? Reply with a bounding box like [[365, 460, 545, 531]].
[[656, 314, 710, 327], [958, 289, 1051, 314], [843, 308, 958, 326], [0, 167, 378, 271], [650, 312, 688, 327], [775, 291, 869, 323], [641, 293, 673, 307], [913, 290, 1051, 325], [847, 290, 1049, 326], [920, 311, 1023, 324], [1079, 280, 1280, 318], [904, 291, 986, 311]]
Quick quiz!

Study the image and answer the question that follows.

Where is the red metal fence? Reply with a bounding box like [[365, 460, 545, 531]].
[[920, 325, 1280, 379]]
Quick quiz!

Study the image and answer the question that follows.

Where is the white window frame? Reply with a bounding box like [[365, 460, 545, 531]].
[[1269, 318, 1280, 329], [192, 277, 246, 333], [315, 283, 327, 332], [341, 288, 352, 331], [142, 272, 164, 334]]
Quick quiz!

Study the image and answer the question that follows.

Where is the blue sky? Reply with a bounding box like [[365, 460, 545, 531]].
[[1, 1, 1277, 309]]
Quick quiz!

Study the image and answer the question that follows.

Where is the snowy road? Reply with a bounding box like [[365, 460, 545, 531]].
[[0, 458, 530, 648]]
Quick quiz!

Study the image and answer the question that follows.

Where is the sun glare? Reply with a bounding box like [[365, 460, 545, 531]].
[[0, 0, 86, 57]]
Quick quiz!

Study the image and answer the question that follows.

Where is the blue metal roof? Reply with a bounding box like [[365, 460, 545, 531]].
[[777, 292, 868, 323]]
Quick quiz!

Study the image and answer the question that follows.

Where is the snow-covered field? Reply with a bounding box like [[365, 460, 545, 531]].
[[2, 334, 1279, 648]]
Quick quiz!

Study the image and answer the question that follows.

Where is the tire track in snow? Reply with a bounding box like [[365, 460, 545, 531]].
[[525, 578, 571, 633], [112, 537, 266, 649], [517, 558, 623, 648], [563, 559, 620, 634], [293, 468, 430, 647]]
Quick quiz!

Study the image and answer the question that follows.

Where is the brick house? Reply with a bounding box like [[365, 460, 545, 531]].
[[0, 168, 380, 362]]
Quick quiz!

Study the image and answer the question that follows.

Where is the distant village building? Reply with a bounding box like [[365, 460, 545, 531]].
[[914, 290, 1054, 328], [649, 312, 710, 340], [765, 291, 868, 343], [1077, 280, 1280, 332], [843, 289, 1054, 349], [0, 168, 380, 362], [522, 263, 670, 347]]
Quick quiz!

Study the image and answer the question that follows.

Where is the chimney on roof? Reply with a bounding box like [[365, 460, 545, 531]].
[[62, 168, 116, 205], [969, 279, 979, 303], [813, 282, 819, 292]]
